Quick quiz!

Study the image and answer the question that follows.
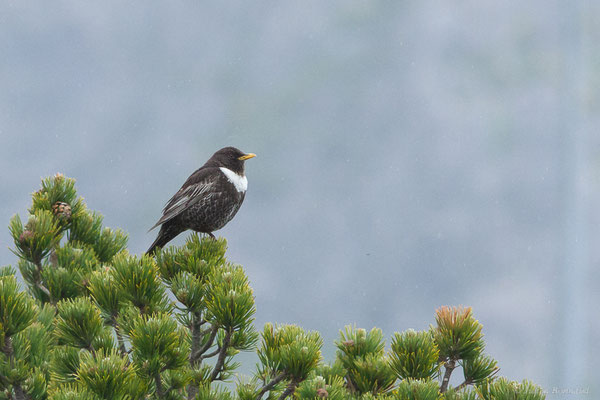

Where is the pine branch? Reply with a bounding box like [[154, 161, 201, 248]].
[[209, 329, 232, 381], [199, 324, 214, 337], [13, 386, 27, 400], [189, 312, 202, 364], [2, 337, 29, 400], [113, 321, 128, 357], [345, 375, 357, 394], [193, 324, 219, 361], [255, 372, 287, 400], [154, 373, 165, 397], [440, 359, 456, 393], [86, 344, 97, 358], [277, 378, 299, 400], [187, 384, 198, 400], [187, 313, 204, 400], [32, 260, 53, 304], [0, 373, 10, 388]]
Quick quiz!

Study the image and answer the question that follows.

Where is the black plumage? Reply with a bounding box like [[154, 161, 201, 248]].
[[146, 146, 256, 254]]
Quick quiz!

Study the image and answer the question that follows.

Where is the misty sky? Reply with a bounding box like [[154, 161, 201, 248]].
[[1, 2, 598, 397]]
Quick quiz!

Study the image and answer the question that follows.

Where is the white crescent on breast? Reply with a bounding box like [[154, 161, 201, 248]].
[[219, 167, 248, 192]]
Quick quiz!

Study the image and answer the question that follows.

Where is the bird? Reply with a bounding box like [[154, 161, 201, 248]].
[[146, 146, 256, 254]]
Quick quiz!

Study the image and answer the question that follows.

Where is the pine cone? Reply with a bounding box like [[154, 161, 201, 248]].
[[52, 201, 72, 220], [316, 388, 328, 398]]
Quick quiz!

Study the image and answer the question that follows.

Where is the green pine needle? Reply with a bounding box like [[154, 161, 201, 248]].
[[110, 252, 171, 315], [296, 375, 348, 400], [87, 270, 122, 323], [77, 348, 135, 399], [431, 306, 485, 361], [0, 274, 38, 337], [0, 174, 549, 400], [54, 297, 104, 350], [393, 379, 439, 400], [476, 378, 546, 400], [389, 329, 440, 380], [9, 211, 63, 266], [258, 323, 323, 381], [460, 354, 499, 385], [204, 264, 256, 330], [50, 346, 81, 384], [128, 312, 189, 377], [336, 326, 386, 361]]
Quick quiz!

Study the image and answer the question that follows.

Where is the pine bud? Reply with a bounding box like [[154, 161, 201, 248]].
[[52, 201, 72, 221], [178, 292, 188, 303], [49, 250, 58, 266], [19, 230, 34, 243], [316, 388, 328, 398], [342, 340, 354, 347]]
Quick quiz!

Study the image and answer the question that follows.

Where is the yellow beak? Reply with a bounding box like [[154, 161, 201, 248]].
[[238, 153, 257, 161]]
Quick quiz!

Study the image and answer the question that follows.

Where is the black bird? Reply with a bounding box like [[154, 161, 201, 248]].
[[146, 147, 256, 254]]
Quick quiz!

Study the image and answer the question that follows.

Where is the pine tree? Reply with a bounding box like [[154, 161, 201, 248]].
[[0, 174, 547, 399]]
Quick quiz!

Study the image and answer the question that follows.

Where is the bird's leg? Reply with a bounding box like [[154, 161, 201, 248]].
[[207, 232, 216, 240]]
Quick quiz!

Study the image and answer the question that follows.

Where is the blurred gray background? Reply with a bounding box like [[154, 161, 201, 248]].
[[1, 1, 598, 397]]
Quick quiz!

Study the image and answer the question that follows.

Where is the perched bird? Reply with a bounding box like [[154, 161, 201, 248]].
[[146, 146, 256, 254]]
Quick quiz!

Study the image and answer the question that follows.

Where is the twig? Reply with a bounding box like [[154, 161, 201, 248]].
[[200, 347, 220, 360], [255, 372, 287, 400], [440, 359, 456, 393], [345, 375, 356, 393], [456, 379, 472, 391], [32, 260, 53, 304], [112, 318, 128, 357], [209, 329, 232, 381], [277, 378, 299, 400], [34, 281, 52, 300], [200, 325, 215, 336]]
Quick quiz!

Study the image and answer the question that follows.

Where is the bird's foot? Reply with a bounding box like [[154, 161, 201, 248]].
[[207, 232, 216, 240]]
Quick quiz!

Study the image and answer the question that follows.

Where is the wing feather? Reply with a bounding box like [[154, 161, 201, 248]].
[[148, 168, 219, 231]]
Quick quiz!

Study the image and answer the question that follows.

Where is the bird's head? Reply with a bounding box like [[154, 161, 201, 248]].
[[207, 146, 256, 174]]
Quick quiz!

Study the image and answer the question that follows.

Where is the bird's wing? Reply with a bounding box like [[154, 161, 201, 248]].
[[148, 168, 219, 231]]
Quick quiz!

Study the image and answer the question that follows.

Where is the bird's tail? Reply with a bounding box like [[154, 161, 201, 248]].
[[146, 224, 183, 255]]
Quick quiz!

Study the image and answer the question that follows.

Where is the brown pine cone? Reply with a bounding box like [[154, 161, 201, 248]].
[[52, 201, 72, 220]]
